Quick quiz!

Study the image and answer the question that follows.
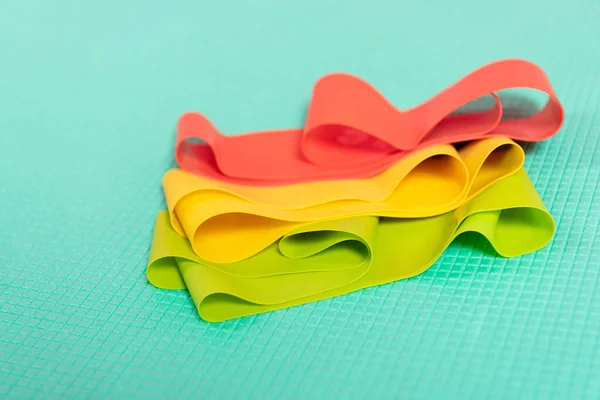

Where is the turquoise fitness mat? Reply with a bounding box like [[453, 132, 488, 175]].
[[1, 0, 598, 399]]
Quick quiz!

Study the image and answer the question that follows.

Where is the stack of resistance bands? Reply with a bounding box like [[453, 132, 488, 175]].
[[146, 59, 564, 322]]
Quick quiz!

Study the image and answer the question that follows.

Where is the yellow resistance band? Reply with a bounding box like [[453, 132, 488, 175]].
[[163, 136, 525, 263]]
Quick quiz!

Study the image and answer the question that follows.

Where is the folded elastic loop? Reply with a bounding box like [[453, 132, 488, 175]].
[[174, 59, 563, 185], [300, 80, 503, 168], [146, 168, 554, 322], [165, 137, 523, 264]]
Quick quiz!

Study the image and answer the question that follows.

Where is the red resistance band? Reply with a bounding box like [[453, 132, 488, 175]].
[[175, 59, 564, 186]]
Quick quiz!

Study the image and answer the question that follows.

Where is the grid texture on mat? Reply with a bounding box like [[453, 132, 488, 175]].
[[0, 0, 598, 399]]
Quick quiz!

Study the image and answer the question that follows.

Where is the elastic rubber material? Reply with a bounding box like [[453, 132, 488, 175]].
[[164, 137, 523, 263], [175, 59, 563, 185], [147, 167, 554, 323]]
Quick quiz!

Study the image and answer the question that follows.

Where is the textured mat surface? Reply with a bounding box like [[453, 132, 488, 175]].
[[0, 0, 599, 399]]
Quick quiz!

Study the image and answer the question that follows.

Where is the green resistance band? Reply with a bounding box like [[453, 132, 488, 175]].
[[147, 168, 554, 322]]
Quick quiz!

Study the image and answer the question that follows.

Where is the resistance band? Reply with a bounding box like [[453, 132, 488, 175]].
[[175, 59, 563, 185], [147, 168, 554, 322], [164, 137, 523, 263]]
